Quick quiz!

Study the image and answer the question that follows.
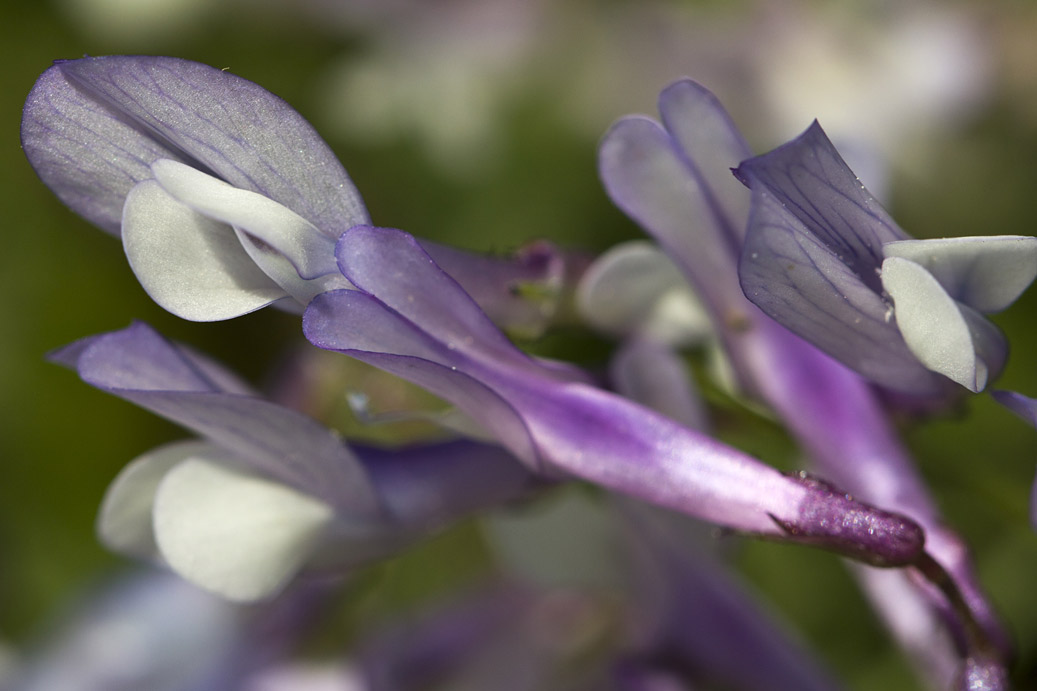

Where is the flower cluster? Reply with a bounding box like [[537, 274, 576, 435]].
[[19, 55, 1036, 690]]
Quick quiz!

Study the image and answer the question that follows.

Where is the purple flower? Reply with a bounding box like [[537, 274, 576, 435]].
[[596, 79, 1010, 681], [303, 224, 923, 566], [52, 322, 534, 601], [22, 55, 570, 332], [736, 122, 1037, 394]]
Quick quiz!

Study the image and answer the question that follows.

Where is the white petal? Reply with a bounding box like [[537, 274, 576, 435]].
[[153, 458, 334, 601], [122, 180, 286, 321], [883, 236, 1037, 313], [881, 256, 983, 391], [575, 241, 710, 346], [97, 441, 211, 560], [151, 160, 337, 279]]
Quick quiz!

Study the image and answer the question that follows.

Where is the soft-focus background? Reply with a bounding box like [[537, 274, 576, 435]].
[[5, 1, 1037, 688]]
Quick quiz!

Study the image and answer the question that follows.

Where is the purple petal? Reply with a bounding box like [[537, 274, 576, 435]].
[[303, 289, 542, 471], [599, 115, 745, 322], [357, 440, 536, 525], [739, 187, 943, 394], [22, 56, 368, 238], [623, 503, 841, 691], [657, 79, 753, 242], [306, 259, 924, 558], [337, 226, 586, 383], [421, 239, 569, 339], [735, 121, 908, 290], [54, 323, 380, 516]]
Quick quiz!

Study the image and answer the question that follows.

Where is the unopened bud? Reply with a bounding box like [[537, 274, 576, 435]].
[[770, 473, 925, 567]]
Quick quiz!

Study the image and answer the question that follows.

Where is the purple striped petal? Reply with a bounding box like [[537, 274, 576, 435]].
[[22, 56, 369, 238], [735, 121, 908, 289], [740, 186, 943, 393]]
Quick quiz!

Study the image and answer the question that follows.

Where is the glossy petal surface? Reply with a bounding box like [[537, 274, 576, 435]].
[[23, 56, 369, 237]]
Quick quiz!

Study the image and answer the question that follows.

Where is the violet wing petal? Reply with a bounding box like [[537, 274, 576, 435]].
[[735, 121, 909, 291], [53, 323, 380, 516], [24, 56, 369, 237], [337, 226, 584, 383], [740, 187, 943, 394]]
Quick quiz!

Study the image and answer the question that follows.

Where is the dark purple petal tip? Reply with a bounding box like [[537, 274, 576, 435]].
[[772, 473, 925, 567]]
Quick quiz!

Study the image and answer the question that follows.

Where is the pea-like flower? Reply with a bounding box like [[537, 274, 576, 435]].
[[303, 224, 924, 567], [736, 122, 1037, 394], [52, 322, 535, 601], [22, 55, 569, 333]]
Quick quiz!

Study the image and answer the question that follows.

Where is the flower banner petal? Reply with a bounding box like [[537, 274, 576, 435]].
[[657, 79, 753, 242], [21, 61, 190, 234], [599, 115, 744, 319], [46, 56, 369, 237], [740, 188, 942, 393], [735, 121, 908, 292]]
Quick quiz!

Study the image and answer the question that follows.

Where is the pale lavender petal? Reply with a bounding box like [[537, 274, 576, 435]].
[[991, 390, 1037, 529], [53, 323, 380, 516], [599, 115, 744, 322], [740, 187, 943, 394], [991, 389, 1037, 425], [22, 62, 190, 234], [23, 56, 368, 237], [657, 79, 753, 242], [735, 121, 908, 290]]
